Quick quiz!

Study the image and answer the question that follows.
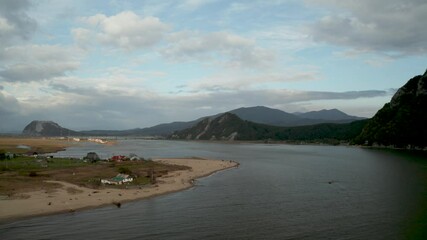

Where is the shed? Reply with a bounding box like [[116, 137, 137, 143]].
[[84, 152, 100, 163]]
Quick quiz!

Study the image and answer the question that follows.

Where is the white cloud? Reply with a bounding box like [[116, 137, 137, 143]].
[[162, 31, 275, 68], [0, 63, 78, 83], [0, 17, 14, 32], [77, 11, 170, 50], [177, 0, 216, 11], [306, 0, 427, 56], [71, 28, 92, 48], [251, 26, 314, 52], [0, 44, 82, 82]]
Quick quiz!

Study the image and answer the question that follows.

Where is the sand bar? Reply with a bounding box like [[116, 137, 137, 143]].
[[0, 158, 238, 223]]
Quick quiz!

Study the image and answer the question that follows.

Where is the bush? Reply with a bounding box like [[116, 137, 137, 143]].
[[118, 166, 132, 175], [0, 149, 5, 160]]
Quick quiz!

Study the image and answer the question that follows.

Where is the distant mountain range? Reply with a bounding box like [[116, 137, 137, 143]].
[[21, 107, 364, 137], [229, 106, 364, 126], [172, 112, 367, 142], [174, 69, 427, 147], [20, 69, 427, 148]]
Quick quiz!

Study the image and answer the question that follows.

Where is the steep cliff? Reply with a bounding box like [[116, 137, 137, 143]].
[[355, 70, 427, 148]]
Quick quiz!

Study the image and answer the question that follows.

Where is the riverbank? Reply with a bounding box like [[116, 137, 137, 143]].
[[0, 137, 72, 154], [0, 137, 116, 154], [0, 158, 238, 223]]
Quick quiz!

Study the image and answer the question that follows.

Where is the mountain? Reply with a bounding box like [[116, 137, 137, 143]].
[[172, 113, 276, 140], [229, 106, 364, 126], [355, 70, 427, 148], [126, 106, 363, 137], [21, 107, 364, 137], [229, 106, 302, 126], [22, 121, 80, 136], [80, 120, 199, 136], [296, 109, 365, 121], [134, 120, 200, 136], [172, 112, 368, 142]]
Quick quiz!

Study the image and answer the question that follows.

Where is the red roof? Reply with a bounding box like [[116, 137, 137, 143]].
[[111, 155, 126, 161]]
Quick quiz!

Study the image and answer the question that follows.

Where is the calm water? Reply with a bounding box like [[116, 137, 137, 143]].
[[1, 140, 427, 239]]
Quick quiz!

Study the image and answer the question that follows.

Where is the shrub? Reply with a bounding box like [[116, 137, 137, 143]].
[[118, 166, 132, 175], [0, 149, 5, 160]]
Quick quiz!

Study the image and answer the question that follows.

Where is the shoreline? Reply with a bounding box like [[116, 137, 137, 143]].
[[0, 158, 239, 224]]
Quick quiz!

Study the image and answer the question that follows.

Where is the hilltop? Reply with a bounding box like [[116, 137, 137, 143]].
[[22, 121, 80, 137]]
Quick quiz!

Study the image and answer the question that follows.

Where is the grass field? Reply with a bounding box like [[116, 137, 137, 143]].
[[0, 156, 189, 197], [0, 137, 71, 154], [0, 137, 190, 197]]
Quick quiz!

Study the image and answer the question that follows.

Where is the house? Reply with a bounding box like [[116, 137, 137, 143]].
[[84, 152, 100, 163], [129, 153, 143, 161], [110, 155, 127, 162], [101, 174, 134, 185]]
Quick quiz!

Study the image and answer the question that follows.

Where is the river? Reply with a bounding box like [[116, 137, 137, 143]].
[[1, 140, 426, 239]]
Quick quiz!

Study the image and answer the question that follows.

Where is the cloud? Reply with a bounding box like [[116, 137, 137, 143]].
[[0, 63, 79, 83], [251, 26, 314, 52], [71, 28, 92, 49], [306, 0, 427, 56], [178, 89, 389, 108], [0, 90, 20, 114], [162, 31, 275, 68], [176, 0, 216, 11], [76, 11, 170, 50], [1, 75, 391, 131], [185, 70, 319, 91], [0, 0, 37, 45], [0, 90, 25, 132], [0, 44, 81, 82]]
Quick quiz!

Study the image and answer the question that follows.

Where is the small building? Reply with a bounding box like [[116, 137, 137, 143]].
[[6, 152, 14, 159], [101, 174, 134, 185], [129, 153, 141, 161], [110, 155, 127, 162], [84, 152, 100, 163]]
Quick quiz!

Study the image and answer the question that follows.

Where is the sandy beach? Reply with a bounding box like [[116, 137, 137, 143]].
[[0, 158, 238, 223]]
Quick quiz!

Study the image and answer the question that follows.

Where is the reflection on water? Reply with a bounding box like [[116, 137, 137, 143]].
[[1, 140, 427, 239]]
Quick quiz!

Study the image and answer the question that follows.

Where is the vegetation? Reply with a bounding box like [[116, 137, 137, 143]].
[[118, 166, 132, 175], [355, 71, 427, 148], [173, 112, 368, 143], [0, 156, 189, 196], [0, 156, 88, 172], [0, 137, 69, 154]]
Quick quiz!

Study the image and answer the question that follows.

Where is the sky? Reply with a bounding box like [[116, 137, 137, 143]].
[[0, 0, 426, 132]]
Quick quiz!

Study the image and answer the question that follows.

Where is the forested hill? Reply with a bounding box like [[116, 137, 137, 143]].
[[355, 70, 427, 148], [171, 112, 367, 143]]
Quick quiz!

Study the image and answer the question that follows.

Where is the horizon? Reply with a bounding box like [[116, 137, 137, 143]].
[[1, 0, 427, 132]]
